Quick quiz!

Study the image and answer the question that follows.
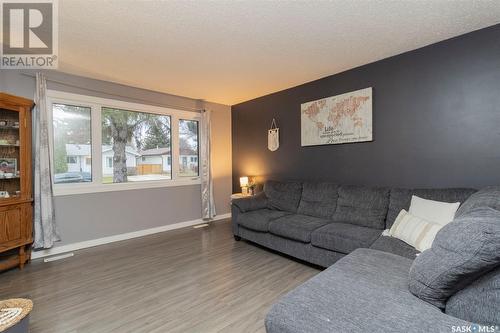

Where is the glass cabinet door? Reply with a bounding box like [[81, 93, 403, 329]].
[[0, 108, 21, 199]]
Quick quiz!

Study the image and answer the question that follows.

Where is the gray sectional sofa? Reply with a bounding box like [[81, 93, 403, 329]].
[[231, 181, 500, 332], [231, 181, 474, 266]]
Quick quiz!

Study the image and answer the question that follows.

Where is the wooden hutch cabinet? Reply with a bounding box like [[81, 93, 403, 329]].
[[0, 93, 33, 271]]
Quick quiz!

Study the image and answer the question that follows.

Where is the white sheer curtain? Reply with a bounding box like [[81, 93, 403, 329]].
[[33, 72, 60, 249], [200, 109, 216, 220]]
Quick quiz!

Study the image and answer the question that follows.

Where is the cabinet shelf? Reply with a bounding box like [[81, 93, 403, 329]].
[[0, 92, 33, 271], [0, 195, 21, 201], [0, 197, 32, 207]]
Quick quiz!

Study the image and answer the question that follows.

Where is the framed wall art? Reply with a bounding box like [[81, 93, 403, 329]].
[[301, 87, 373, 146]]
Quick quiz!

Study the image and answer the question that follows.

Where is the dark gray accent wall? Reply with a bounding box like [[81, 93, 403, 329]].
[[232, 24, 500, 192]]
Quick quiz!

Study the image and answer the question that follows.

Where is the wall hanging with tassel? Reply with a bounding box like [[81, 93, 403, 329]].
[[268, 118, 279, 151]]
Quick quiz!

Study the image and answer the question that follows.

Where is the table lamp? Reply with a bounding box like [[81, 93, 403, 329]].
[[240, 176, 249, 194]]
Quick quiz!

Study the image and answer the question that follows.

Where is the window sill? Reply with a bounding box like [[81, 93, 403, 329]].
[[53, 178, 201, 196]]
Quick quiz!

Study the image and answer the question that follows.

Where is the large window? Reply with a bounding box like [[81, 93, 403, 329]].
[[48, 91, 201, 195]]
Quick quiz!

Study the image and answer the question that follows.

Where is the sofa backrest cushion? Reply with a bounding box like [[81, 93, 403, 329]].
[[456, 186, 500, 218], [387, 188, 476, 229], [445, 267, 500, 326], [297, 182, 339, 218], [331, 185, 389, 229], [264, 180, 303, 213], [408, 207, 500, 309]]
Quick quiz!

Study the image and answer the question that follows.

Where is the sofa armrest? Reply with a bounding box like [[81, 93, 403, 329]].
[[232, 192, 268, 213]]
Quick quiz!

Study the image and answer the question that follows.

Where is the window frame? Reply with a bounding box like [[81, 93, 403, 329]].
[[47, 90, 201, 196]]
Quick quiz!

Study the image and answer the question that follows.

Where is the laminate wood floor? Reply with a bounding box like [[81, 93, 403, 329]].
[[0, 220, 320, 333]]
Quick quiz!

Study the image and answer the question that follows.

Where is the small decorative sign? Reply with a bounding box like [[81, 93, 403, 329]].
[[301, 87, 373, 146], [268, 118, 279, 151]]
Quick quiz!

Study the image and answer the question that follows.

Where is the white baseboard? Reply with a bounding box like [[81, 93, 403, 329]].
[[32, 213, 231, 260]]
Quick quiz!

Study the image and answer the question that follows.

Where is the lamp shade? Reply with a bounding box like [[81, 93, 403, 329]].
[[239, 176, 249, 187]]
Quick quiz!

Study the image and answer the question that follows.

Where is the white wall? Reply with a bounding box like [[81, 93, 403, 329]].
[[161, 155, 170, 172], [66, 157, 87, 173], [0, 70, 232, 248], [102, 150, 137, 176]]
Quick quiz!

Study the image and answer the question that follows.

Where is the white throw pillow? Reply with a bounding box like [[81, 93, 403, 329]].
[[389, 209, 443, 252], [409, 195, 460, 226]]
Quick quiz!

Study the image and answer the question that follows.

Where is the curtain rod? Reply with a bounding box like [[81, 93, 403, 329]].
[[20, 72, 204, 113]]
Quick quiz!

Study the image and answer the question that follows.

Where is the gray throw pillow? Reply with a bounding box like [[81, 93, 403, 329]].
[[456, 186, 500, 218], [445, 268, 500, 326], [408, 207, 500, 308]]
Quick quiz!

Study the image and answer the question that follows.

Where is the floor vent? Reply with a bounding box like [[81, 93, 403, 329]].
[[43, 252, 74, 263]]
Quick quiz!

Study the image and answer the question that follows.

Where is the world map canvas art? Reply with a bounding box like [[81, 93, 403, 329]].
[[301, 87, 373, 146]]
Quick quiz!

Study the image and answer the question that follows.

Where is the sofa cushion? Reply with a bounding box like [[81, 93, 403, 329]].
[[456, 186, 500, 217], [387, 188, 476, 228], [237, 209, 290, 232], [369, 236, 419, 259], [445, 267, 500, 326], [265, 249, 470, 333], [331, 185, 389, 229], [269, 214, 331, 243], [238, 226, 345, 268], [311, 223, 381, 254], [408, 207, 500, 308], [265, 180, 303, 213], [297, 182, 339, 218], [389, 209, 442, 252]]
